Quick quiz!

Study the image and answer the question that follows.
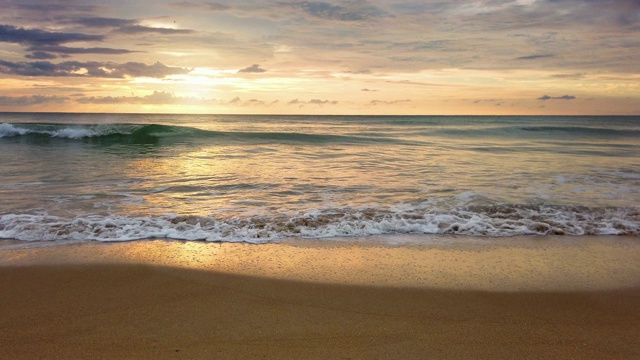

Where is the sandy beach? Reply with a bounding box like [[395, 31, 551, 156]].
[[1, 236, 640, 359]]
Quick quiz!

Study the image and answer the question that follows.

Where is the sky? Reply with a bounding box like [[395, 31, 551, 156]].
[[0, 0, 639, 115]]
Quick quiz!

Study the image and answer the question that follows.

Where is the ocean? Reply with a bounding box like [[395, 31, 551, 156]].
[[0, 113, 638, 246]]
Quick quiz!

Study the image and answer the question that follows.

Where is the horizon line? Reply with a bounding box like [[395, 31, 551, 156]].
[[1, 111, 638, 117]]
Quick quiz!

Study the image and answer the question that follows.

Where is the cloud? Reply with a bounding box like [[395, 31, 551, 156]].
[[76, 91, 251, 106], [25, 51, 58, 59], [0, 24, 138, 57], [223, 97, 269, 106], [67, 17, 137, 28], [0, 0, 638, 115], [537, 95, 576, 101], [114, 26, 195, 35], [115, 61, 192, 77], [515, 54, 555, 60], [385, 80, 450, 87], [550, 73, 584, 79], [238, 64, 266, 73], [0, 24, 103, 46], [308, 98, 337, 105], [472, 98, 503, 104], [287, 98, 338, 105], [280, 1, 387, 22], [245, 98, 266, 105], [6, 4, 97, 13], [0, 95, 69, 106], [62, 17, 195, 35], [370, 99, 411, 105], [0, 60, 191, 78], [59, 17, 195, 35], [33, 45, 137, 55], [258, 0, 640, 74], [77, 91, 183, 104], [168, 1, 231, 11], [390, 40, 455, 51]]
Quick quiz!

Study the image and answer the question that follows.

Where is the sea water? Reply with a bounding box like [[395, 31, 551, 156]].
[[0, 113, 638, 244]]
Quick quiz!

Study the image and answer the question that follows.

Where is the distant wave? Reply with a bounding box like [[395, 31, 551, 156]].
[[0, 122, 147, 139], [1, 205, 637, 243], [428, 125, 640, 139], [519, 126, 640, 137], [0, 123, 407, 145]]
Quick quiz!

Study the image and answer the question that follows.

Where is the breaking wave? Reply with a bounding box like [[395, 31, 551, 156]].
[[1, 205, 638, 244], [0, 123, 406, 145]]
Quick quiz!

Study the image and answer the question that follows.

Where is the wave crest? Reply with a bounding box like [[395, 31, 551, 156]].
[[0, 123, 148, 139], [0, 122, 411, 145]]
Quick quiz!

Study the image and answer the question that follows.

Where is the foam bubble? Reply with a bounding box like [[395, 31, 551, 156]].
[[51, 127, 101, 139], [0, 123, 29, 137], [0, 123, 141, 140], [0, 204, 638, 244]]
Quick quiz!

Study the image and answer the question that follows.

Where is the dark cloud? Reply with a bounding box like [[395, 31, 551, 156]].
[[67, 17, 137, 28], [238, 64, 267, 73], [168, 1, 231, 11], [33, 45, 138, 55], [537, 95, 576, 101], [0, 24, 138, 57], [25, 51, 58, 59], [551, 73, 584, 79], [281, 1, 387, 22], [59, 17, 195, 35], [0, 95, 69, 106], [515, 54, 555, 60], [361, 88, 378, 91], [0, 60, 62, 77], [0, 24, 103, 46], [114, 25, 195, 35], [390, 2, 451, 14], [0, 60, 190, 78], [390, 40, 455, 51], [7, 4, 97, 12]]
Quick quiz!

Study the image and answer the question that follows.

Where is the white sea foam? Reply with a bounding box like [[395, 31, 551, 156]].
[[0, 123, 137, 139], [0, 205, 637, 244], [0, 123, 29, 137], [51, 127, 101, 139]]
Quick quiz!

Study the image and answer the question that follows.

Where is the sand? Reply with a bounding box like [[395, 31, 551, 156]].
[[1, 236, 640, 359]]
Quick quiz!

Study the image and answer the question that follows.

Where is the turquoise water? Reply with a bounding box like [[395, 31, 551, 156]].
[[0, 113, 638, 243]]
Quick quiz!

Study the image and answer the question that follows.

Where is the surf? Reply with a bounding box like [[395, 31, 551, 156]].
[[0, 122, 408, 146]]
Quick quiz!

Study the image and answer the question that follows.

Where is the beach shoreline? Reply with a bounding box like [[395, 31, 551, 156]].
[[1, 236, 640, 359], [2, 235, 640, 291]]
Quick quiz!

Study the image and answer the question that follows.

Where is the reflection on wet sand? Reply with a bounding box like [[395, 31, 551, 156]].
[[2, 235, 639, 291]]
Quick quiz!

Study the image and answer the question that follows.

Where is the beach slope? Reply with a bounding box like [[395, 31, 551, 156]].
[[1, 237, 639, 359]]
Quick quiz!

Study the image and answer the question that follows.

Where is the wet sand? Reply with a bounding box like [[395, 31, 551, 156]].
[[1, 236, 640, 359]]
